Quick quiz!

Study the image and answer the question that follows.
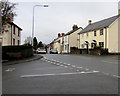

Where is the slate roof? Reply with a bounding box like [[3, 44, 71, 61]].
[[9, 22, 22, 30], [79, 15, 120, 34], [65, 27, 83, 36]]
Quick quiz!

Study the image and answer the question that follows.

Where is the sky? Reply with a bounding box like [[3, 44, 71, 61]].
[[8, 0, 119, 44]]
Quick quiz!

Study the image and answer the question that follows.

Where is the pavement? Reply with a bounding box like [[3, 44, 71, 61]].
[[2, 54, 43, 66]]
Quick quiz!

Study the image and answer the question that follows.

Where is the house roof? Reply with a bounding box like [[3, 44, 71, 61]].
[[9, 22, 22, 30], [65, 27, 83, 36], [78, 15, 120, 34]]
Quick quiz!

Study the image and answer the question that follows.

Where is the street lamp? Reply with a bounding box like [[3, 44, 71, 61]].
[[32, 4, 48, 46]]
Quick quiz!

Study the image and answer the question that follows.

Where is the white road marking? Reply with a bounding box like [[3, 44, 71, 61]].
[[53, 63, 56, 64], [71, 65, 76, 67], [77, 67, 83, 69], [5, 68, 15, 72], [102, 61, 118, 64], [56, 64, 60, 66], [67, 64, 71, 66], [112, 75, 120, 78], [20, 71, 99, 78], [63, 63, 67, 65], [85, 68, 89, 71], [64, 66, 68, 68]]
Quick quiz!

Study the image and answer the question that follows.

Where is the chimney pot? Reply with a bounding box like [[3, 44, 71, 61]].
[[88, 20, 92, 25]]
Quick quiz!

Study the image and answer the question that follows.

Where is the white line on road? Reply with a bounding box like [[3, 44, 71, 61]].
[[112, 75, 120, 78], [67, 64, 71, 66], [5, 68, 15, 72], [77, 67, 83, 69], [71, 65, 76, 67], [20, 71, 100, 78], [102, 61, 118, 64], [64, 66, 68, 68]]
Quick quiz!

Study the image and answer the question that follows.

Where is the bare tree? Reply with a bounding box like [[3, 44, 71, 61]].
[[24, 36, 32, 45], [0, 0, 17, 32]]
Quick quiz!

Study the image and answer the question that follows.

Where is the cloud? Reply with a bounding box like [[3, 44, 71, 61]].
[[13, 2, 118, 44]]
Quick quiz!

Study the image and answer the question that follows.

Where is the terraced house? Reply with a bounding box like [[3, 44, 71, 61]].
[[78, 12, 120, 53], [1, 22, 22, 46], [53, 33, 65, 54], [63, 26, 82, 53]]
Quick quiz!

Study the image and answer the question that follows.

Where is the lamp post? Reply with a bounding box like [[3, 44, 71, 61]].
[[32, 4, 48, 46]]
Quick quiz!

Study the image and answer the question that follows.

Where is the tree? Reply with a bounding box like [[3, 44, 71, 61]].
[[37, 41, 44, 48], [0, 0, 17, 32], [33, 37, 38, 50], [24, 36, 32, 45], [72, 24, 78, 30]]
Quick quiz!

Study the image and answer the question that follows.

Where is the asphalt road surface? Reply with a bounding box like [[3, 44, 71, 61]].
[[2, 54, 119, 94]]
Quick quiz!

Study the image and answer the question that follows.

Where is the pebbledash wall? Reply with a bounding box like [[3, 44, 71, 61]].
[[1, 22, 22, 46], [107, 16, 119, 53]]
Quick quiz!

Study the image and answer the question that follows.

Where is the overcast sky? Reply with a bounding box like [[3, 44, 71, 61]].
[[9, 0, 119, 44]]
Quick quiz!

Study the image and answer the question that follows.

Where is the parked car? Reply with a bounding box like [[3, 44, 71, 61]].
[[36, 47, 46, 54], [49, 49, 58, 54]]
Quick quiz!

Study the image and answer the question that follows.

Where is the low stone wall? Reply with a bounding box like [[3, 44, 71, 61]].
[[80, 48, 108, 55], [70, 47, 80, 54]]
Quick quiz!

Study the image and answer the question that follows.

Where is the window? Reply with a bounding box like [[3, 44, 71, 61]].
[[13, 26, 15, 34], [13, 38, 15, 45], [86, 33, 88, 37], [81, 44, 84, 48], [100, 29, 104, 35], [99, 42, 104, 47], [18, 30, 20, 37], [65, 45, 67, 50], [82, 34, 84, 38], [94, 31, 96, 36], [18, 40, 20, 45]]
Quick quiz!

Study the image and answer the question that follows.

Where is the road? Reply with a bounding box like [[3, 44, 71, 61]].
[[2, 54, 119, 94]]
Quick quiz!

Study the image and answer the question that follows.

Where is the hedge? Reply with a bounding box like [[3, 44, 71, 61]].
[[2, 45, 33, 60]]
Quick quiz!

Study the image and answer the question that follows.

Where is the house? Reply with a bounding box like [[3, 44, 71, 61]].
[[53, 33, 65, 53], [63, 26, 83, 53], [78, 13, 120, 53], [1, 22, 22, 46]]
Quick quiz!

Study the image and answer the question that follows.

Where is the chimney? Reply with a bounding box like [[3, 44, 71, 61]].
[[58, 33, 61, 37], [88, 20, 92, 25], [61, 33, 65, 36]]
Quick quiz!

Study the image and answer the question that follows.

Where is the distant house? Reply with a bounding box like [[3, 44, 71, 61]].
[[53, 33, 65, 54], [63, 27, 83, 53], [1, 22, 22, 46], [78, 14, 120, 53]]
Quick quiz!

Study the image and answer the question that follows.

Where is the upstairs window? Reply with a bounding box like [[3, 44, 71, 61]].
[[100, 29, 104, 35], [94, 31, 96, 36], [82, 34, 84, 38], [13, 26, 15, 35], [18, 30, 20, 37]]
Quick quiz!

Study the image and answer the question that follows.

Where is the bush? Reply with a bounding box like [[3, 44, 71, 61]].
[[94, 46, 102, 49]]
